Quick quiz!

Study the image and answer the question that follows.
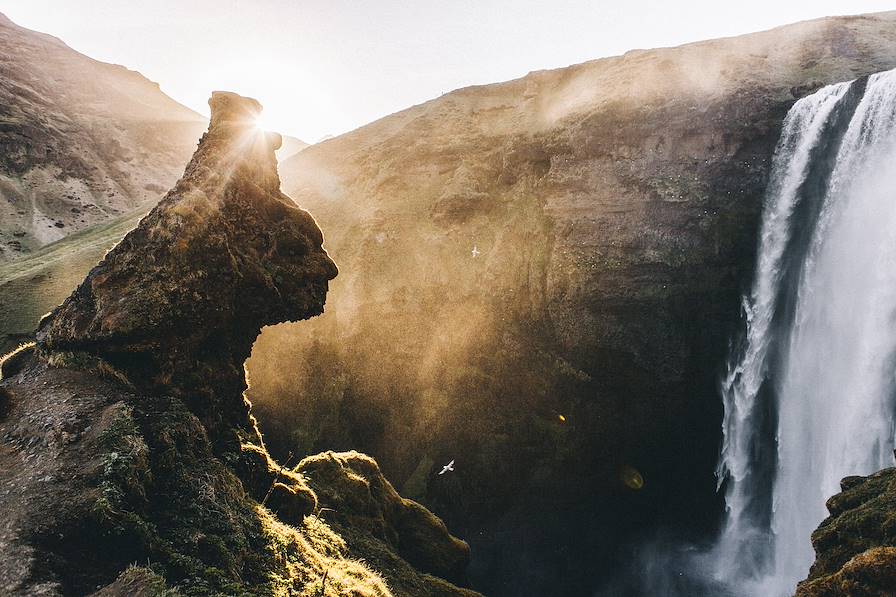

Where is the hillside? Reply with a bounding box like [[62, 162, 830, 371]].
[[278, 135, 310, 161], [0, 12, 206, 260], [263, 11, 896, 595]]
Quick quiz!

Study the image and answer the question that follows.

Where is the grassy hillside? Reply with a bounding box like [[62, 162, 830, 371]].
[[0, 209, 145, 352]]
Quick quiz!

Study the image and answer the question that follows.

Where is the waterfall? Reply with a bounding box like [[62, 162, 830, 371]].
[[714, 68, 896, 596]]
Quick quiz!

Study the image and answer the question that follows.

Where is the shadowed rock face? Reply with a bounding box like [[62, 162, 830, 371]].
[[36, 91, 337, 443]]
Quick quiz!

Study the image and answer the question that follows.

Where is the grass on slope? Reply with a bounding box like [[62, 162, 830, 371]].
[[0, 208, 145, 353]]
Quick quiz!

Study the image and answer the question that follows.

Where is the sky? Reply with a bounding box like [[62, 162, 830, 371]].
[[3, 1, 895, 142]]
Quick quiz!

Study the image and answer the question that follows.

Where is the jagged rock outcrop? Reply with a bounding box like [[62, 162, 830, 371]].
[[0, 12, 206, 260], [0, 92, 476, 596], [796, 468, 896, 596], [246, 12, 896, 596]]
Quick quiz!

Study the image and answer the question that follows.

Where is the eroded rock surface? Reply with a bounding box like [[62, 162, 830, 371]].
[[0, 92, 475, 596]]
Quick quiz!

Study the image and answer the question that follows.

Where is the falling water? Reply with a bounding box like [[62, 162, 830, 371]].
[[714, 68, 896, 596]]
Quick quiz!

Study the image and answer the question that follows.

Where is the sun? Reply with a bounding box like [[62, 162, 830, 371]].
[[253, 114, 271, 132]]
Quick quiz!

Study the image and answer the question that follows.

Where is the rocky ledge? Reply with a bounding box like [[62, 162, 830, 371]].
[[797, 466, 896, 596], [0, 92, 476, 596]]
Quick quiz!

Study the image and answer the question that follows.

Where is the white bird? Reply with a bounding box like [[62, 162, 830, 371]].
[[438, 460, 455, 475]]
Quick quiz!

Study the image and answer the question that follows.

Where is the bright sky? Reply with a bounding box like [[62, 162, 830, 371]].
[[3, 1, 894, 142]]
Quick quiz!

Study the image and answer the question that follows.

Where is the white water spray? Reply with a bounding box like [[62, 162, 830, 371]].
[[715, 68, 896, 596]]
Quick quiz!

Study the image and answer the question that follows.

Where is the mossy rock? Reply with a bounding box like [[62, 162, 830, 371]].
[[799, 469, 896, 596]]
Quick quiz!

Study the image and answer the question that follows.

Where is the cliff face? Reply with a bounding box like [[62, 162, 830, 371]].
[[797, 468, 896, 596], [0, 12, 206, 260], [246, 12, 896, 595], [0, 92, 476, 597]]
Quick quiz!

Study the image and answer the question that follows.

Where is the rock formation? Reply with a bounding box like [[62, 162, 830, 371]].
[[36, 91, 336, 450], [0, 92, 476, 596], [5, 11, 896, 596], [796, 468, 896, 596], [249, 12, 896, 595]]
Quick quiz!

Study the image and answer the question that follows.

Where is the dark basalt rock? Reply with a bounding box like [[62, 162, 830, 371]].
[[36, 91, 337, 447]]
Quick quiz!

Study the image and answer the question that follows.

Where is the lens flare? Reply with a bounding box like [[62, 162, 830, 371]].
[[620, 465, 644, 490]]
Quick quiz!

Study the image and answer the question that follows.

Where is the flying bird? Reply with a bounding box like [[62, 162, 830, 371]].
[[439, 460, 455, 475]]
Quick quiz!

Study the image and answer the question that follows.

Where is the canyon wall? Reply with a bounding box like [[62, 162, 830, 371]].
[[0, 12, 205, 260], [248, 13, 896, 595]]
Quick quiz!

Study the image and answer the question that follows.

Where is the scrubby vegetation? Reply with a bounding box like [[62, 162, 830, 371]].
[[798, 547, 896, 597], [0, 341, 35, 380], [0, 90, 476, 596], [83, 395, 397, 596], [0, 349, 474, 596], [92, 565, 181, 596], [797, 468, 896, 596]]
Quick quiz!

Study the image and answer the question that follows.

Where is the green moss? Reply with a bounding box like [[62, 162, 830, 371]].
[[800, 469, 896, 595], [97, 405, 151, 506], [77, 395, 398, 596], [798, 547, 896, 597], [93, 565, 182, 596], [237, 440, 318, 522], [45, 349, 134, 387]]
